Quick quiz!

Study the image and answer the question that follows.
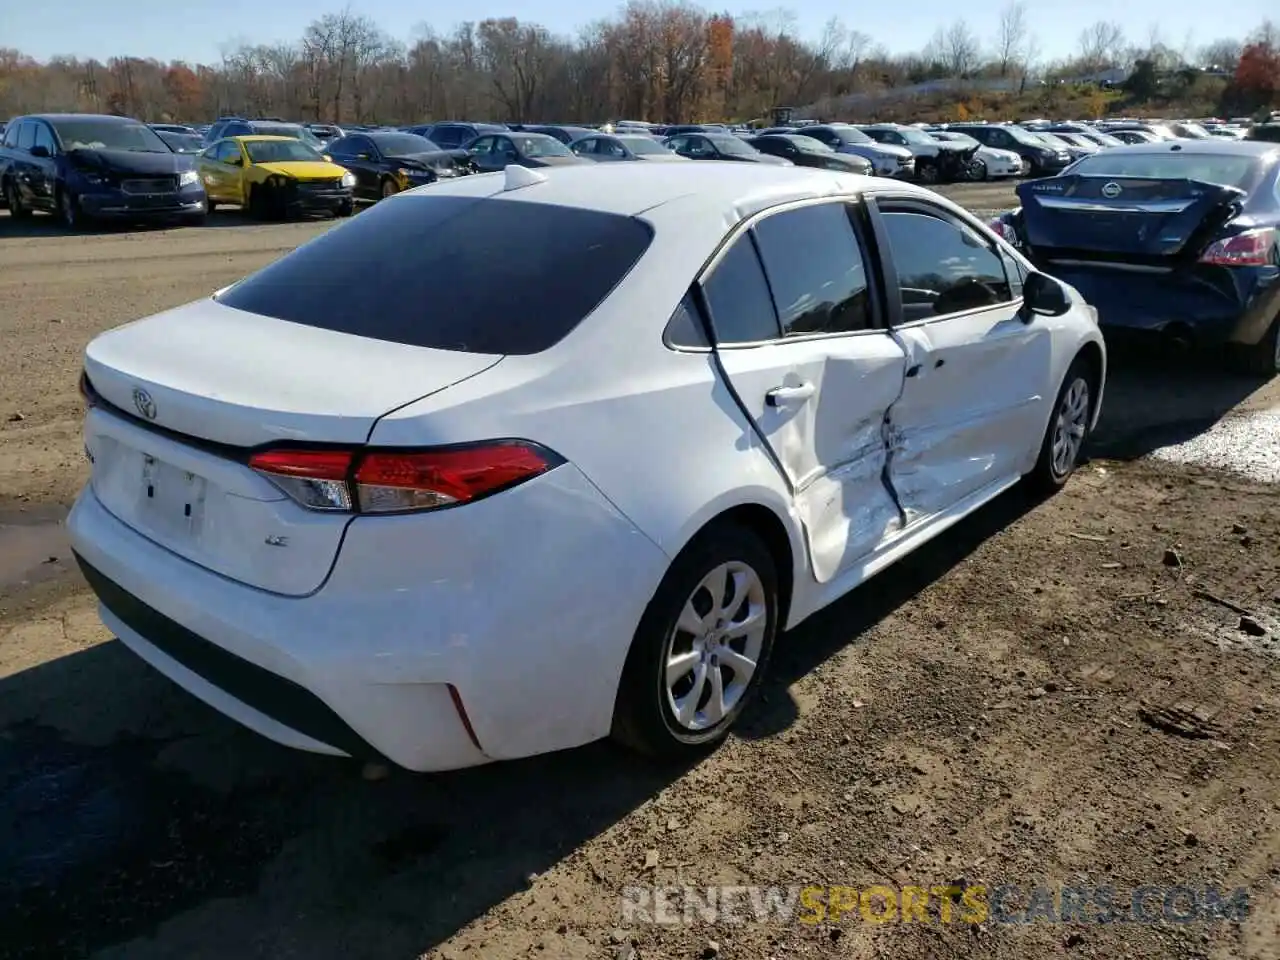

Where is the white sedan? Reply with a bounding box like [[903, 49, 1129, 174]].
[[69, 162, 1106, 771], [929, 130, 1023, 178]]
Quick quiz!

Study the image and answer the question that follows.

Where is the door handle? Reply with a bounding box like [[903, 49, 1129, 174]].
[[905, 364, 922, 378], [765, 382, 816, 407]]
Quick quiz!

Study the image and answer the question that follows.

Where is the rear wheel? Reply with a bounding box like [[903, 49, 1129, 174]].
[[1229, 316, 1280, 377], [1026, 357, 1094, 495], [612, 523, 779, 760]]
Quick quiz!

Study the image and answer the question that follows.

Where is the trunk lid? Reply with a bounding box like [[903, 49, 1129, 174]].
[[1017, 175, 1245, 261], [82, 297, 502, 596]]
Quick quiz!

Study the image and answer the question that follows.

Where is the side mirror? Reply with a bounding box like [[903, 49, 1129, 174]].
[[1021, 271, 1071, 320], [30, 145, 50, 158]]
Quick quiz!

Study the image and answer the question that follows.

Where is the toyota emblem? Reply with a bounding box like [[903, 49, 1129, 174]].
[[132, 387, 157, 420], [1101, 181, 1122, 199]]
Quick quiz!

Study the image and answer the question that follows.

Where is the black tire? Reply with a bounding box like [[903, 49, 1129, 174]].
[[206, 200, 217, 214], [247, 185, 270, 220], [1228, 316, 1280, 378], [969, 157, 988, 181], [380, 177, 399, 200], [1026, 356, 1096, 495], [4, 181, 30, 219], [58, 188, 81, 230], [916, 158, 938, 184], [336, 199, 354, 217], [612, 522, 779, 760]]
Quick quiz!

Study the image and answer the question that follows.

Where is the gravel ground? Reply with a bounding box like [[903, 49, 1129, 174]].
[[2, 184, 1280, 960]]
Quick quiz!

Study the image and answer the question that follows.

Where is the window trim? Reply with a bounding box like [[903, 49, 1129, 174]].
[[686, 195, 889, 352], [865, 193, 1022, 329]]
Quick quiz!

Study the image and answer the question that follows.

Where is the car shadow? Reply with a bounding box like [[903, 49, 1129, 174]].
[[1087, 342, 1271, 461]]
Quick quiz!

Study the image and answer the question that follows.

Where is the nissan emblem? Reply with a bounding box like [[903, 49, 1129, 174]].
[[1101, 182, 1122, 199]]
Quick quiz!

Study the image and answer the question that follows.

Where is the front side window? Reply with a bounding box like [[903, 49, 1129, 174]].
[[326, 137, 358, 159], [700, 235, 781, 344], [32, 123, 56, 154], [753, 203, 874, 336], [877, 207, 1013, 321], [215, 141, 242, 164]]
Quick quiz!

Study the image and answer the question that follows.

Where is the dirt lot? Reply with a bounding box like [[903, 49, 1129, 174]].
[[3, 185, 1280, 960]]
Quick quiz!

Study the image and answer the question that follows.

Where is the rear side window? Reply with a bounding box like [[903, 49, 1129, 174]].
[[753, 202, 874, 335], [218, 195, 653, 355], [700, 236, 781, 344]]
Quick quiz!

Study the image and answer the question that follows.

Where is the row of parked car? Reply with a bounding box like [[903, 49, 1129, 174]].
[[2, 110, 1278, 230]]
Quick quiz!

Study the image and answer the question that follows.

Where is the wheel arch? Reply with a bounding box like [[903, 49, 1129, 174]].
[[667, 498, 801, 634], [1074, 337, 1106, 427]]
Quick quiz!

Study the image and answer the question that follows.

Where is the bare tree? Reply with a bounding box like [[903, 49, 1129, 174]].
[[1077, 20, 1126, 72], [994, 1, 1029, 77], [941, 20, 980, 77], [1199, 38, 1242, 72]]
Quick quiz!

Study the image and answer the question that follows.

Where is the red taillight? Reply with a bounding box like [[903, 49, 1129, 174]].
[[248, 441, 561, 514], [988, 217, 1019, 245], [249, 448, 353, 480], [1199, 228, 1275, 267]]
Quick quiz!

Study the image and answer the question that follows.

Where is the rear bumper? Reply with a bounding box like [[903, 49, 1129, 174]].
[[1039, 262, 1280, 347], [67, 463, 669, 772], [985, 158, 1023, 177]]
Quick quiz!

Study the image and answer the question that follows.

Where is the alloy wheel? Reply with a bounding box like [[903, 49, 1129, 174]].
[[381, 179, 398, 199], [1051, 376, 1090, 477], [663, 561, 767, 732]]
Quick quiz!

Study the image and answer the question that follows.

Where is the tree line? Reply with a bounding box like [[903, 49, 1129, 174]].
[[0, 4, 1276, 125]]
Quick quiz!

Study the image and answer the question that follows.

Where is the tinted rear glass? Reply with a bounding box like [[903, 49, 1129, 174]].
[[1070, 152, 1261, 191], [218, 195, 653, 355]]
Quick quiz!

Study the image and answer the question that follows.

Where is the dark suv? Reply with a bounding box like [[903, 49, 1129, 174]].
[[947, 123, 1072, 176], [402, 122, 508, 149], [1, 113, 207, 229]]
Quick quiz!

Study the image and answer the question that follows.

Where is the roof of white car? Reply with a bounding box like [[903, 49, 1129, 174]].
[[398, 161, 931, 221]]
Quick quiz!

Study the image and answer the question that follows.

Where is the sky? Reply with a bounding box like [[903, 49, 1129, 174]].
[[1, 0, 1274, 66]]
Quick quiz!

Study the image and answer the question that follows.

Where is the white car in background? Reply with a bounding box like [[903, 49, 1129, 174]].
[[929, 130, 1024, 178], [69, 162, 1106, 772]]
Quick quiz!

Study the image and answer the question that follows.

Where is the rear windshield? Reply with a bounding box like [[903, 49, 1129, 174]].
[[218, 195, 653, 355], [1069, 152, 1261, 191]]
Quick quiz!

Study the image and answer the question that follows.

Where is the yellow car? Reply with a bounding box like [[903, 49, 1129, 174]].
[[197, 135, 355, 219]]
